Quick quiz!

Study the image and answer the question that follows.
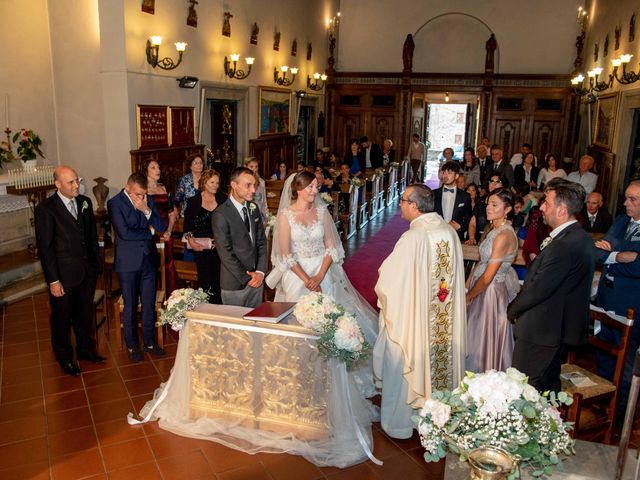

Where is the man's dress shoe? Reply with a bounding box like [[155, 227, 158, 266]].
[[77, 352, 106, 363], [60, 361, 81, 376]]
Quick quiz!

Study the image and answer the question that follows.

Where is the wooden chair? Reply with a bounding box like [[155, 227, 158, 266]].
[[113, 241, 168, 349], [175, 259, 198, 288], [172, 217, 186, 258], [562, 305, 635, 444]]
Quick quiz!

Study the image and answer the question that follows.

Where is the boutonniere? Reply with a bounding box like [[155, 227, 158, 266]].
[[81, 200, 88, 213], [540, 236, 552, 250], [437, 278, 449, 303], [248, 203, 256, 214]]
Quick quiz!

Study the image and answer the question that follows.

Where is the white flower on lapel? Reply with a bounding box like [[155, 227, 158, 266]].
[[81, 200, 89, 213], [540, 236, 552, 250], [248, 203, 256, 214]]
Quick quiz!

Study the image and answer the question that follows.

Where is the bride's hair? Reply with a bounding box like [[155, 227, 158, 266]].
[[290, 171, 316, 200]]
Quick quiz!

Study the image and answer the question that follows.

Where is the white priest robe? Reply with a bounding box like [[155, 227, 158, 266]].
[[373, 212, 466, 438]]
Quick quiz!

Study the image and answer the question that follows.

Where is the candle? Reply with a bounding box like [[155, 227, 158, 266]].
[[4, 94, 9, 128]]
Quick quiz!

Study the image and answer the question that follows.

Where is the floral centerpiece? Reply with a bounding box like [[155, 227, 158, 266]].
[[320, 192, 333, 205], [158, 288, 209, 331], [417, 368, 574, 478], [293, 292, 369, 369]]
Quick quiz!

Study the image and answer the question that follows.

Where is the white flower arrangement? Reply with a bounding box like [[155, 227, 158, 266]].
[[320, 192, 334, 205], [293, 292, 369, 369], [417, 368, 574, 478], [350, 177, 363, 188], [158, 288, 209, 331], [390, 161, 400, 168], [373, 168, 385, 179]]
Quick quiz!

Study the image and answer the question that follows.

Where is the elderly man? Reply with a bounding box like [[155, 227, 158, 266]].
[[582, 192, 612, 233], [595, 180, 640, 416], [35, 166, 104, 376], [567, 155, 598, 195], [489, 145, 515, 188], [508, 178, 595, 392], [373, 184, 466, 439]]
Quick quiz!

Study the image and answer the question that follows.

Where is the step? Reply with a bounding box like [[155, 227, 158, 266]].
[[0, 272, 47, 306]]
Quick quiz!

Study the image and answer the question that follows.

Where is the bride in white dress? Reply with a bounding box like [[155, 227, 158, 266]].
[[266, 171, 379, 398]]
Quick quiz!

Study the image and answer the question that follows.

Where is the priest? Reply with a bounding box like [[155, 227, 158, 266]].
[[373, 184, 467, 439]]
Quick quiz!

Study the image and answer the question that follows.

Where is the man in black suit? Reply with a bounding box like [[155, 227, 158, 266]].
[[489, 145, 515, 189], [358, 135, 384, 169], [582, 192, 613, 233], [508, 178, 595, 392], [212, 167, 268, 308], [433, 161, 472, 241], [476, 144, 493, 189], [35, 166, 103, 376]]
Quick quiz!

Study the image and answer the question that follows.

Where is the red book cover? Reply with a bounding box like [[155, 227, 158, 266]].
[[243, 302, 296, 323]]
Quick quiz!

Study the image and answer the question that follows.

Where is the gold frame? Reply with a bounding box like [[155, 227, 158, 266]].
[[258, 86, 291, 136], [136, 104, 170, 148], [593, 91, 619, 151]]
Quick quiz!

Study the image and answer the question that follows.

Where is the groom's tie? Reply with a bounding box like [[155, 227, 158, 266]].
[[242, 206, 250, 232]]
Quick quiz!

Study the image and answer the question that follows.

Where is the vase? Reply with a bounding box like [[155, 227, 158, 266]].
[[92, 176, 109, 215], [467, 446, 518, 480], [22, 159, 38, 169]]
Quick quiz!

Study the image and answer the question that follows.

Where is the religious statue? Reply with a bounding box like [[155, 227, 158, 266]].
[[615, 25, 621, 50], [221, 105, 232, 135], [603, 35, 609, 57], [485, 33, 497, 73], [630, 14, 636, 43], [327, 33, 336, 72], [222, 138, 232, 163], [273, 31, 281, 51], [291, 39, 297, 56], [594, 43, 599, 62], [306, 42, 312, 61], [574, 31, 585, 70], [250, 23, 259, 45], [187, 0, 198, 28], [141, 0, 155, 14], [402, 34, 415, 73], [222, 12, 232, 37]]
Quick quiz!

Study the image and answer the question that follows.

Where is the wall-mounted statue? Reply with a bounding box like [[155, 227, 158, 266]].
[[250, 23, 259, 45], [141, 0, 155, 14], [630, 14, 636, 43], [291, 39, 297, 56], [187, 0, 198, 28], [306, 42, 312, 61], [615, 25, 621, 50], [402, 34, 414, 73], [273, 31, 281, 51], [594, 42, 599, 62], [222, 11, 232, 37], [603, 35, 609, 57], [485, 33, 497, 73]]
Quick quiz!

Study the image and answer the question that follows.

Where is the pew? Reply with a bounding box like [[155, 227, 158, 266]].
[[386, 165, 398, 207], [399, 159, 410, 194], [265, 179, 285, 212], [367, 174, 381, 220], [358, 179, 368, 230], [339, 184, 358, 240]]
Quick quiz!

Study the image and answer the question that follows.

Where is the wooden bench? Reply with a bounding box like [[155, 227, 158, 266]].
[[265, 179, 285, 212]]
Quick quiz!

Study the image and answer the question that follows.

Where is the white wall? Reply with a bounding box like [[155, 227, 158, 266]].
[[0, 0, 58, 168], [337, 0, 581, 74]]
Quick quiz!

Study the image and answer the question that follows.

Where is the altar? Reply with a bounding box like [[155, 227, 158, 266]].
[[133, 304, 379, 468]]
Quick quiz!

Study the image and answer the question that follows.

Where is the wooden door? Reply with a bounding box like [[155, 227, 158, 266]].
[[336, 115, 362, 156], [493, 118, 524, 160], [370, 115, 395, 147], [531, 120, 561, 161]]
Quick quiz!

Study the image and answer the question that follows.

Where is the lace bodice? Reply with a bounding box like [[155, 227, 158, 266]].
[[475, 223, 518, 282], [285, 206, 328, 260]]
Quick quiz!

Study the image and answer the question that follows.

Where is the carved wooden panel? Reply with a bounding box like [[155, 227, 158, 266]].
[[336, 115, 362, 154], [249, 134, 298, 179], [531, 120, 561, 160], [493, 119, 523, 160], [587, 146, 615, 197], [371, 115, 395, 146]]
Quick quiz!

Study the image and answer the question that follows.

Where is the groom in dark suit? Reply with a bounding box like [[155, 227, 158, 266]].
[[108, 173, 167, 362], [35, 166, 103, 376], [212, 167, 268, 308], [508, 178, 595, 392], [434, 161, 472, 241]]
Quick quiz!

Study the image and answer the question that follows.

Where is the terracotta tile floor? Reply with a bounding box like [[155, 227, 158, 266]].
[[0, 293, 446, 480]]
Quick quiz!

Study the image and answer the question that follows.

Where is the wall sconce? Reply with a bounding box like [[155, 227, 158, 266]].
[[274, 66, 297, 86], [146, 36, 187, 70], [611, 54, 639, 85], [307, 72, 327, 91], [587, 67, 613, 92], [224, 54, 254, 80], [570, 74, 590, 96]]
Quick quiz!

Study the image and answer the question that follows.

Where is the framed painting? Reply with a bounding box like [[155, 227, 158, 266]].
[[136, 105, 169, 148], [169, 106, 196, 146], [258, 86, 291, 135], [593, 92, 619, 151]]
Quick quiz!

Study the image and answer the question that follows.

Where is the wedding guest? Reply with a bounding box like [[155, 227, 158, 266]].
[[466, 174, 505, 245], [514, 152, 539, 189], [510, 143, 537, 168], [537, 153, 567, 189], [314, 166, 333, 194], [433, 161, 473, 241], [184, 169, 227, 304], [296, 162, 305, 173], [328, 151, 340, 170], [466, 183, 479, 211], [567, 155, 598, 195], [140, 159, 178, 293], [174, 153, 203, 217], [442, 147, 454, 163], [373, 184, 466, 438], [359, 135, 384, 169], [461, 147, 481, 187], [382, 139, 395, 166], [332, 163, 353, 215], [476, 144, 493, 188], [271, 162, 288, 180], [407, 133, 425, 184], [466, 188, 520, 372], [244, 156, 269, 224], [489, 145, 515, 189], [512, 196, 526, 231], [109, 173, 167, 362], [515, 183, 538, 216], [35, 166, 103, 376], [582, 192, 612, 233], [344, 138, 364, 178], [456, 174, 466, 191], [314, 148, 326, 168], [521, 202, 550, 267]]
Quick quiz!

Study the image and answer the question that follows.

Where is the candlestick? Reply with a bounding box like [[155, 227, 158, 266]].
[[4, 94, 9, 128]]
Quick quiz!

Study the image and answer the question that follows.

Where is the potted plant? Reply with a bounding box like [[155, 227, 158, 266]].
[[2, 129, 45, 168]]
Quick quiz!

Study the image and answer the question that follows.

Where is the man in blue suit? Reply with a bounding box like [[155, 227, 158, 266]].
[[596, 180, 640, 414], [108, 173, 167, 362]]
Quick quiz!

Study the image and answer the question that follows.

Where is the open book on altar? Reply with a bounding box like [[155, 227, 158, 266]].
[[243, 302, 296, 323]]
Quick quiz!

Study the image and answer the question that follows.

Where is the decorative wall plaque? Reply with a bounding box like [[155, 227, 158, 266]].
[[291, 39, 297, 56], [306, 42, 312, 60], [222, 11, 232, 37], [273, 31, 281, 51], [170, 106, 196, 146], [615, 25, 621, 50], [630, 14, 636, 42], [250, 23, 259, 45], [604, 35, 609, 57], [187, 0, 198, 27], [136, 105, 169, 148]]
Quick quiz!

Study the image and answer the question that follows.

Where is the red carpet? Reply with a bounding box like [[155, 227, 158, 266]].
[[344, 212, 408, 310]]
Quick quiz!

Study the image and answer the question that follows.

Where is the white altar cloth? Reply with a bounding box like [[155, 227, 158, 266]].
[[133, 304, 380, 468]]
